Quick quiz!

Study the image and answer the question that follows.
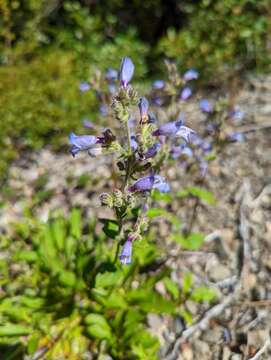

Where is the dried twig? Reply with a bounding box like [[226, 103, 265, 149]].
[[165, 180, 253, 360], [237, 121, 271, 134], [249, 333, 271, 360]]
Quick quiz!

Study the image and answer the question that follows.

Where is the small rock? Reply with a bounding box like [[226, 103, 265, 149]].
[[201, 328, 223, 343], [248, 329, 270, 348], [208, 263, 232, 282]]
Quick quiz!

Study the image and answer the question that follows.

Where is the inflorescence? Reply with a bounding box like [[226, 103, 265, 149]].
[[71, 57, 245, 264]]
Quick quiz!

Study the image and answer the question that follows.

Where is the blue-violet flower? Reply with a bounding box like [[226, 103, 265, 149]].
[[119, 57, 134, 87]]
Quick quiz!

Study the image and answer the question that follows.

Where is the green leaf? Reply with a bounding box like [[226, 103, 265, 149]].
[[151, 189, 172, 203], [127, 289, 176, 314], [70, 208, 82, 239], [20, 296, 45, 309], [147, 208, 180, 227], [100, 219, 119, 239], [171, 233, 204, 250], [86, 324, 111, 340], [51, 218, 66, 251], [15, 250, 38, 263], [58, 270, 76, 287], [0, 324, 32, 337], [101, 291, 127, 309], [95, 271, 123, 288], [85, 314, 109, 328], [191, 286, 217, 303], [176, 186, 216, 205], [27, 334, 40, 355], [182, 272, 193, 294], [180, 309, 193, 325], [163, 277, 179, 300], [65, 235, 77, 260]]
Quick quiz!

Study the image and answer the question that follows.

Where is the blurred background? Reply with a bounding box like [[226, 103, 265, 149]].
[[0, 1, 271, 359], [0, 0, 270, 178]]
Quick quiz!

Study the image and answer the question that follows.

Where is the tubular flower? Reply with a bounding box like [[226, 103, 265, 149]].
[[176, 126, 195, 142], [227, 132, 245, 143], [139, 97, 149, 124], [152, 120, 183, 137], [180, 87, 192, 100], [79, 82, 90, 92], [143, 142, 161, 159], [119, 57, 135, 87], [128, 175, 169, 193], [128, 175, 155, 192], [153, 175, 170, 193], [152, 80, 165, 89], [119, 238, 133, 265], [171, 144, 193, 159], [183, 69, 199, 82], [130, 135, 138, 152], [199, 99, 213, 113], [105, 68, 118, 81], [69, 133, 97, 157]]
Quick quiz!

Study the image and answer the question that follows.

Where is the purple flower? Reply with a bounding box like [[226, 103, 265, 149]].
[[69, 133, 97, 157], [100, 104, 108, 117], [170, 144, 193, 159], [119, 57, 134, 87], [199, 99, 213, 113], [139, 97, 149, 123], [130, 135, 138, 152], [180, 87, 192, 101], [227, 132, 245, 142], [190, 133, 203, 146], [183, 69, 199, 82], [152, 120, 183, 137], [108, 84, 117, 94], [128, 175, 155, 192], [153, 175, 170, 193], [153, 80, 165, 89], [82, 119, 93, 129], [128, 175, 170, 193], [105, 68, 118, 81], [201, 140, 212, 154], [229, 107, 245, 123], [176, 125, 195, 142], [152, 97, 164, 106], [119, 239, 133, 265], [206, 123, 217, 135], [144, 142, 161, 159], [79, 82, 90, 92]]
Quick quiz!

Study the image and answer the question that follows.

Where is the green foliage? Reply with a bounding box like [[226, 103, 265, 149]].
[[171, 233, 205, 250], [0, 210, 218, 358], [0, 0, 270, 178], [177, 186, 216, 205], [158, 0, 270, 78]]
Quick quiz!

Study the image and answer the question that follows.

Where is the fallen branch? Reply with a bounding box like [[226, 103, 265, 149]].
[[249, 333, 271, 360], [165, 180, 253, 360]]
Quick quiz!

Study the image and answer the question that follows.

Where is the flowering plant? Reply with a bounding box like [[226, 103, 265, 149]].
[[70, 57, 196, 264]]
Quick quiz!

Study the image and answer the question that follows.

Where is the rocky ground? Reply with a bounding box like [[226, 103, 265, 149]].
[[1, 75, 271, 359]]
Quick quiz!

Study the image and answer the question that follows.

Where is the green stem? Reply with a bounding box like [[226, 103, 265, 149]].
[[114, 120, 134, 262]]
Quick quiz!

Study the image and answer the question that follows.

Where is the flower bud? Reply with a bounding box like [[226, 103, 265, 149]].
[[100, 193, 113, 207], [113, 189, 124, 208], [139, 97, 149, 124], [119, 57, 135, 87]]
